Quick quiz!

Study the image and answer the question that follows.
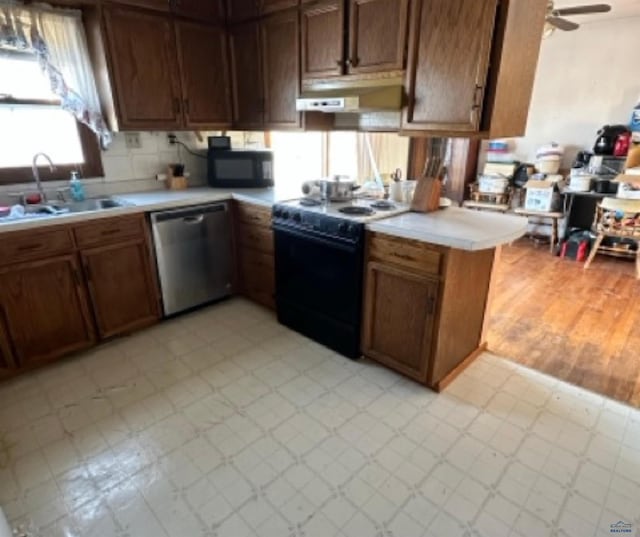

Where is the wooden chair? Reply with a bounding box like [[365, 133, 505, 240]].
[[584, 197, 640, 278]]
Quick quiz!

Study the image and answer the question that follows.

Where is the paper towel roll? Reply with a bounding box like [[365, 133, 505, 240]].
[[0, 507, 13, 537]]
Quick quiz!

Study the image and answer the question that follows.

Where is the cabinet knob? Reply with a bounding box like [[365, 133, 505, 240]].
[[348, 57, 359, 68], [336, 59, 343, 67]]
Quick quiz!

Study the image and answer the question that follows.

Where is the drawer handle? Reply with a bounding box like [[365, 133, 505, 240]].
[[101, 229, 121, 236], [17, 243, 43, 252], [392, 252, 414, 261]]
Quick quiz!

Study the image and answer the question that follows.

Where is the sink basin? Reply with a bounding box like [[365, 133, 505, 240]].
[[61, 198, 125, 213], [0, 197, 127, 223]]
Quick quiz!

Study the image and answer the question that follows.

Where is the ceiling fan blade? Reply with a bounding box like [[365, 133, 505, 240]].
[[554, 4, 611, 16], [546, 16, 581, 30]]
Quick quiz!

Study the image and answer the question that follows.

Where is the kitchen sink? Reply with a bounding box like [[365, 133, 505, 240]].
[[0, 197, 128, 223], [60, 198, 125, 213]]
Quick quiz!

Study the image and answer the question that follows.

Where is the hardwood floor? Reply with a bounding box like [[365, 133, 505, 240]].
[[487, 238, 640, 407]]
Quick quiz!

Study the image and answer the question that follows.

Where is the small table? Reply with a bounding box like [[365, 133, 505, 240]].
[[513, 208, 564, 254]]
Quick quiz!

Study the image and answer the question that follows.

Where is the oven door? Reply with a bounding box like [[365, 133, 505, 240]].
[[273, 225, 364, 358]]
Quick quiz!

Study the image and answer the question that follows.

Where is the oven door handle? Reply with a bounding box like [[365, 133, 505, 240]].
[[272, 225, 360, 254]]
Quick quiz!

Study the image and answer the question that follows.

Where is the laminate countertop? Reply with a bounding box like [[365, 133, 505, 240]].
[[0, 187, 291, 233], [366, 206, 529, 251]]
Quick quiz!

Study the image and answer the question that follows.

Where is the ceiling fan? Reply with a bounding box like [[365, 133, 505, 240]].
[[545, 1, 612, 36]]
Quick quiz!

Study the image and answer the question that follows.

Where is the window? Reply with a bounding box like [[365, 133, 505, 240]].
[[270, 131, 410, 192], [0, 50, 103, 185]]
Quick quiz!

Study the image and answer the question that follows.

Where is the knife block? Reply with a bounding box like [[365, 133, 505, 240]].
[[411, 176, 441, 213], [166, 165, 188, 190]]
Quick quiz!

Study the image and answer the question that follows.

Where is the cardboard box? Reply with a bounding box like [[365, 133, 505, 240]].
[[524, 180, 556, 212]]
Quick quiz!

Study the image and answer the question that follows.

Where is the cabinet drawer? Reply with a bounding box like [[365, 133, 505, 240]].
[[237, 221, 274, 254], [236, 202, 272, 228], [74, 215, 145, 248], [0, 227, 74, 266], [368, 233, 443, 276]]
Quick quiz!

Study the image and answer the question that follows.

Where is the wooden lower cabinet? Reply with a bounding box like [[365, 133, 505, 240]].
[[363, 262, 438, 383], [362, 232, 495, 391], [0, 214, 160, 378], [0, 255, 95, 369], [233, 201, 276, 310], [81, 240, 160, 339]]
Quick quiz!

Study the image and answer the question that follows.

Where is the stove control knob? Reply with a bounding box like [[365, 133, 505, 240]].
[[282, 211, 290, 220], [338, 222, 348, 235], [273, 208, 282, 218], [292, 212, 302, 223], [347, 224, 357, 236]]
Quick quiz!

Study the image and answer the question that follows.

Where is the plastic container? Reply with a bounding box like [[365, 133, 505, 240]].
[[478, 175, 509, 193], [536, 158, 561, 174], [630, 96, 640, 143]]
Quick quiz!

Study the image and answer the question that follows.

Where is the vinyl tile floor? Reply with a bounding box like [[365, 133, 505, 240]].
[[0, 299, 639, 537]]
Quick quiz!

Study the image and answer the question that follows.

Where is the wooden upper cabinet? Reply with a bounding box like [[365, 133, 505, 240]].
[[348, 0, 408, 74], [402, 0, 497, 133], [226, 0, 260, 22], [103, 6, 183, 129], [0, 256, 95, 368], [229, 22, 265, 128], [175, 21, 232, 128], [261, 10, 301, 128], [173, 0, 225, 21], [81, 240, 160, 339], [301, 0, 345, 79], [262, 0, 298, 14], [362, 261, 439, 383], [109, 0, 170, 12]]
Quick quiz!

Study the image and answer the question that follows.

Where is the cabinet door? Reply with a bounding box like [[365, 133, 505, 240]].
[[262, 10, 301, 129], [0, 319, 15, 376], [103, 6, 183, 129], [226, 0, 260, 22], [175, 21, 232, 128], [0, 256, 95, 368], [301, 0, 345, 79], [173, 0, 225, 21], [110, 0, 170, 12], [262, 0, 298, 14], [81, 241, 160, 339], [401, 0, 497, 133], [362, 262, 438, 383], [348, 0, 408, 74], [229, 22, 265, 128]]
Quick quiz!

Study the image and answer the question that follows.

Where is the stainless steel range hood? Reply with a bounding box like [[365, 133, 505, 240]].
[[296, 84, 403, 114]]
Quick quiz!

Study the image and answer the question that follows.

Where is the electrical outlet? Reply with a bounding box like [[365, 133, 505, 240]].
[[124, 132, 142, 149]]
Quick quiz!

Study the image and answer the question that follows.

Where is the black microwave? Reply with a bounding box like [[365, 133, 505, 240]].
[[207, 149, 274, 188]]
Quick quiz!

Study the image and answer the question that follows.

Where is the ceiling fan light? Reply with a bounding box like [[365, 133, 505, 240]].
[[543, 21, 556, 38]]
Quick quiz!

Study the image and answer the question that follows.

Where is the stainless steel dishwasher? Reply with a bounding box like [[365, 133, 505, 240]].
[[150, 203, 232, 316]]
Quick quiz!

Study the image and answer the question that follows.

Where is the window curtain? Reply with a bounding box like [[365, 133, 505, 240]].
[[356, 133, 410, 182], [0, 2, 112, 148]]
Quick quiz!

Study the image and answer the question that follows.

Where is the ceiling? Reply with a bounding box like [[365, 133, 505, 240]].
[[554, 0, 640, 22]]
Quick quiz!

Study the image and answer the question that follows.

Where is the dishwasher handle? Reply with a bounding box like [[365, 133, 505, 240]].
[[151, 203, 227, 223], [183, 215, 205, 224]]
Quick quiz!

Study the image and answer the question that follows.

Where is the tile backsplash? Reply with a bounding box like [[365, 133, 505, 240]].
[[0, 131, 266, 205]]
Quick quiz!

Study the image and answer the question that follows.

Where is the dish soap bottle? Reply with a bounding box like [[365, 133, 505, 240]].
[[69, 171, 85, 202]]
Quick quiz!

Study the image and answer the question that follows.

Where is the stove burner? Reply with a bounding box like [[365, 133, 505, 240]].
[[339, 206, 375, 216], [370, 201, 397, 210], [300, 198, 322, 207]]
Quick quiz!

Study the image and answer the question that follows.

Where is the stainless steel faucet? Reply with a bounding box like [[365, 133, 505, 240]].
[[31, 152, 56, 203]]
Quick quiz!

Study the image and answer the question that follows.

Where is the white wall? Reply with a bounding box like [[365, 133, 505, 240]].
[[502, 16, 640, 169]]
